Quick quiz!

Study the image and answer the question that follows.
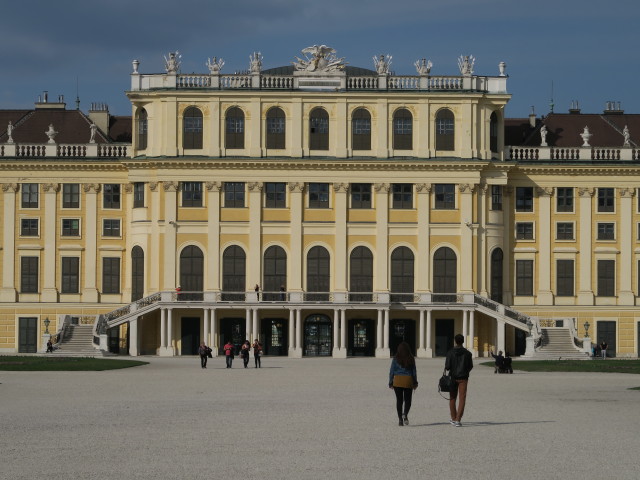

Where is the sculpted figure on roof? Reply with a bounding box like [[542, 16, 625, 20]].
[[414, 58, 433, 75], [164, 52, 181, 74], [458, 55, 475, 76], [206, 56, 225, 74], [249, 52, 263, 74], [293, 45, 346, 73], [373, 54, 392, 75]]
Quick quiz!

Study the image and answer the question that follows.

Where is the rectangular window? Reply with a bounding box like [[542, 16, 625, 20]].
[[597, 188, 615, 212], [224, 182, 245, 208], [556, 222, 574, 240], [392, 183, 413, 209], [102, 257, 120, 294], [515, 187, 533, 212], [61, 219, 80, 237], [265, 182, 286, 208], [597, 259, 615, 296], [62, 184, 80, 208], [20, 256, 39, 293], [434, 184, 455, 210], [516, 222, 534, 240], [556, 259, 574, 296], [182, 182, 203, 207], [21, 183, 39, 208], [103, 184, 121, 209], [133, 182, 145, 208], [491, 185, 502, 211], [103, 219, 121, 237], [515, 260, 533, 296], [351, 183, 372, 209], [20, 218, 39, 237], [61, 257, 79, 294], [597, 223, 615, 240], [308, 183, 329, 209], [556, 187, 574, 212]]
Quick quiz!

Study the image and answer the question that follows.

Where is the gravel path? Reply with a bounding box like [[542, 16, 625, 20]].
[[2, 357, 639, 480]]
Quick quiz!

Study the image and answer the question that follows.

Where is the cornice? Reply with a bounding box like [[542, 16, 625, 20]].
[[515, 164, 640, 176], [0, 160, 126, 172]]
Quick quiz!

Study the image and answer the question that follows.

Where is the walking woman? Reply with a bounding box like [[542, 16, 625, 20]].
[[198, 341, 210, 369], [240, 340, 251, 368], [388, 342, 418, 426], [252, 339, 263, 368]]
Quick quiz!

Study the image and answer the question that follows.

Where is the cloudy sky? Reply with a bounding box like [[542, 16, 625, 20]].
[[1, 0, 638, 118]]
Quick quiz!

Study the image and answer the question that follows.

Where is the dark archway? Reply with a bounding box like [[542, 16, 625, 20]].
[[222, 245, 246, 301], [390, 247, 414, 302], [349, 246, 373, 302], [307, 246, 330, 301], [263, 246, 287, 301], [180, 245, 204, 300], [433, 247, 457, 301]]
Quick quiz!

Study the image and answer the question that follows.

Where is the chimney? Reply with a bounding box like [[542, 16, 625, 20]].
[[88, 103, 110, 137], [604, 101, 624, 115], [35, 91, 66, 110], [568, 100, 581, 114], [529, 106, 536, 128]]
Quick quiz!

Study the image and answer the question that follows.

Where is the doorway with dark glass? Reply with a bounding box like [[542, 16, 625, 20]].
[[18, 317, 38, 353], [435, 318, 454, 356], [219, 318, 246, 355], [389, 319, 416, 356], [260, 318, 288, 356], [304, 314, 332, 356], [180, 317, 200, 355], [348, 319, 375, 356]]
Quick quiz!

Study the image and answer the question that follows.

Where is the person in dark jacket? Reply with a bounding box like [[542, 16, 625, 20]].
[[388, 342, 418, 426], [491, 350, 505, 373], [445, 334, 473, 427]]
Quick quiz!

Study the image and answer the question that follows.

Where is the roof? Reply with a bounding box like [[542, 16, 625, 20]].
[[0, 110, 32, 142], [511, 113, 637, 148], [108, 116, 132, 142]]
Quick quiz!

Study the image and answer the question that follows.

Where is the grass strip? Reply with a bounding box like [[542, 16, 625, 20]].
[[0, 356, 148, 371]]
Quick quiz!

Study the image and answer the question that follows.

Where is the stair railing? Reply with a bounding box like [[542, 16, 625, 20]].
[[51, 315, 71, 347]]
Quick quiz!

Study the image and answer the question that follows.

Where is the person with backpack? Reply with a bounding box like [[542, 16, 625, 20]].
[[388, 342, 418, 426], [223, 340, 234, 368], [198, 341, 211, 369], [445, 334, 473, 427]]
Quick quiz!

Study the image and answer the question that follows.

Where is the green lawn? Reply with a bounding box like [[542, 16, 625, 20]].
[[481, 359, 640, 375], [0, 356, 148, 371]]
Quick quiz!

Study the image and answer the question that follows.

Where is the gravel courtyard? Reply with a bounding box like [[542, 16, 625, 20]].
[[2, 356, 639, 480]]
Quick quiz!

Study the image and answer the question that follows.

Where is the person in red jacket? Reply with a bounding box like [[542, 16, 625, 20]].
[[223, 340, 234, 368]]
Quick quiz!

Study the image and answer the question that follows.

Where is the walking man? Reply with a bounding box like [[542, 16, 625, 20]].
[[445, 334, 473, 427], [600, 340, 608, 359]]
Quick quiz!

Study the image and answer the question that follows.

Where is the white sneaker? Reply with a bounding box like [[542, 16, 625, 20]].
[[454, 421, 462, 427], [449, 419, 456, 425]]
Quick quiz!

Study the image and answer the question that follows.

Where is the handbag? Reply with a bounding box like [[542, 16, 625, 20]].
[[438, 368, 454, 393]]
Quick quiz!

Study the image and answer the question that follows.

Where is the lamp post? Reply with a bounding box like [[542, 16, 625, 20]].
[[44, 317, 50, 335], [526, 319, 533, 336], [584, 321, 590, 338]]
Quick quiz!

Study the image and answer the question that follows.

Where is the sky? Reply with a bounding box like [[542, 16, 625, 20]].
[[1, 0, 639, 119]]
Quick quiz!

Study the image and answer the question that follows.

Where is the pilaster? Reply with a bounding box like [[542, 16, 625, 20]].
[[0, 184, 18, 301], [374, 183, 389, 292], [206, 182, 221, 290], [289, 183, 304, 293], [536, 187, 553, 304], [248, 182, 263, 288], [619, 188, 635, 303], [43, 183, 61, 302], [577, 187, 595, 304], [459, 184, 474, 292], [163, 181, 178, 289], [149, 182, 161, 293], [416, 184, 431, 292], [334, 183, 348, 292]]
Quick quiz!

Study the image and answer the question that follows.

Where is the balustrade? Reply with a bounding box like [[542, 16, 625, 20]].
[[177, 75, 211, 88], [58, 145, 87, 157], [428, 76, 463, 90], [347, 76, 378, 90], [220, 75, 251, 89], [98, 144, 128, 158], [261, 75, 294, 89], [388, 76, 419, 90]]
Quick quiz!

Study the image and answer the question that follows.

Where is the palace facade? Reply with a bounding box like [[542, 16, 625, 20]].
[[1, 47, 639, 358]]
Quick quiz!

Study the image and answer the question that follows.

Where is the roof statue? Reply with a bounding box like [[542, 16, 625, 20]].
[[499, 61, 506, 77], [414, 58, 433, 76], [206, 56, 225, 74], [292, 45, 347, 73], [7, 121, 14, 144], [373, 54, 392, 75], [458, 55, 475, 76], [89, 123, 97, 144], [45, 124, 58, 144], [164, 52, 181, 74], [249, 52, 263, 74], [623, 125, 630, 147], [540, 125, 548, 147], [580, 126, 592, 147]]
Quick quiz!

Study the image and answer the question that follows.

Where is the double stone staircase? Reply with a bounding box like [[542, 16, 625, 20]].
[[534, 328, 590, 360], [50, 324, 107, 357]]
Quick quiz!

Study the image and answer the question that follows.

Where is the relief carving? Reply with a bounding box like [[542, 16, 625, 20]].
[[149, 182, 159, 192], [536, 187, 554, 197], [82, 183, 101, 193], [41, 183, 60, 193], [124, 183, 134, 193], [333, 183, 348, 193], [415, 183, 432, 194], [578, 187, 595, 197], [619, 187, 636, 198], [374, 183, 390, 193], [248, 182, 263, 192], [205, 181, 221, 192], [163, 181, 179, 192], [288, 182, 306, 193], [1, 183, 19, 193]]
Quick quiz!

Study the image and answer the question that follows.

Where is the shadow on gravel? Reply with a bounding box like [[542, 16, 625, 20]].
[[410, 420, 554, 428]]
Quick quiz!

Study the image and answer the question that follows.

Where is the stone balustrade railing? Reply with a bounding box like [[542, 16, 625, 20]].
[[0, 143, 130, 159], [508, 146, 640, 162]]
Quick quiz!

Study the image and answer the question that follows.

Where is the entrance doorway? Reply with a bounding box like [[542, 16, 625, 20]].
[[389, 319, 416, 356], [597, 321, 617, 358], [219, 318, 246, 355], [515, 329, 526, 356], [261, 318, 288, 356], [180, 317, 200, 355], [108, 327, 120, 354], [18, 317, 38, 353], [435, 319, 454, 356], [348, 319, 375, 356], [304, 314, 332, 356]]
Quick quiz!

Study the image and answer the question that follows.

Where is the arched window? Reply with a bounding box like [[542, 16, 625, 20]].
[[266, 107, 285, 149], [131, 246, 144, 302], [309, 108, 329, 150], [393, 108, 412, 150], [435, 109, 455, 151], [390, 247, 414, 302], [433, 247, 457, 298], [490, 111, 498, 153], [349, 246, 373, 302], [137, 108, 148, 150], [225, 107, 245, 149], [352, 108, 371, 150], [307, 246, 330, 301], [263, 246, 287, 301], [180, 245, 204, 300], [491, 248, 503, 303], [183, 107, 203, 149], [222, 245, 246, 301]]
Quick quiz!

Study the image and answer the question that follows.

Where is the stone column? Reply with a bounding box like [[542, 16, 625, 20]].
[[252, 309, 259, 342], [382, 309, 390, 355], [149, 182, 161, 293], [619, 188, 635, 303], [289, 183, 304, 293], [43, 183, 62, 302], [294, 309, 302, 358], [577, 188, 595, 304], [416, 184, 431, 293], [374, 183, 390, 293], [206, 182, 221, 291], [462, 309, 469, 344], [245, 308, 252, 343], [376, 100, 389, 158], [375, 309, 383, 357], [502, 187, 513, 304], [497, 319, 505, 353], [333, 309, 340, 356], [334, 183, 348, 293], [469, 310, 476, 357], [459, 184, 474, 292], [418, 309, 425, 355], [160, 308, 166, 350], [121, 183, 133, 301], [426, 310, 433, 357], [129, 318, 139, 356], [248, 182, 263, 290], [204, 308, 210, 346], [288, 309, 295, 355], [210, 309, 218, 356], [478, 183, 489, 296], [163, 182, 179, 290], [335, 309, 347, 358], [167, 308, 174, 355], [0, 184, 18, 301], [537, 187, 554, 304]]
